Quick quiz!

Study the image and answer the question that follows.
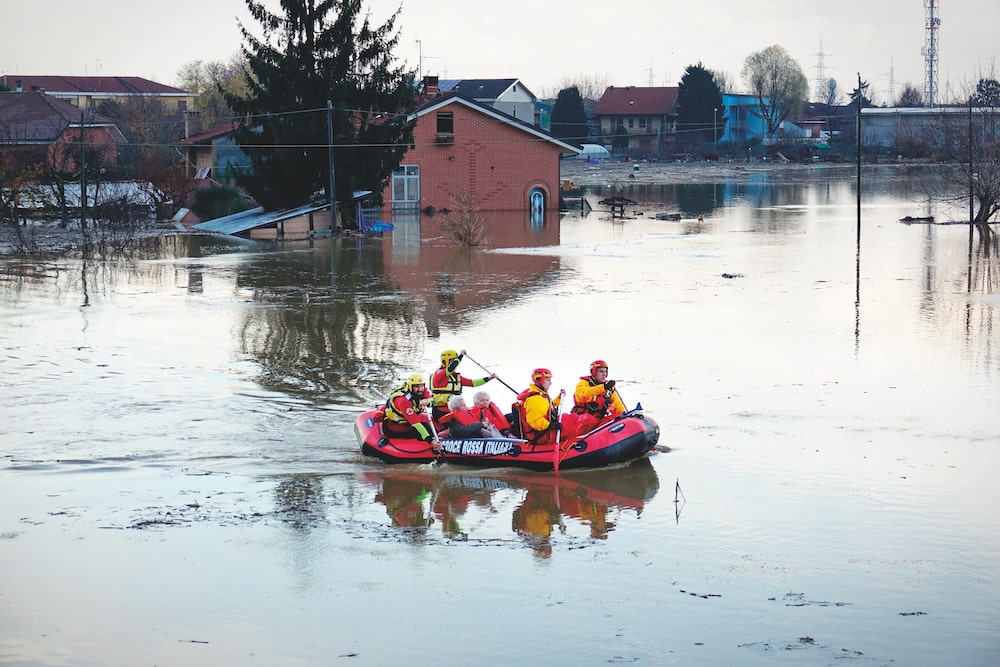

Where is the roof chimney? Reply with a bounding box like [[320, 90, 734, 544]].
[[423, 75, 439, 96]]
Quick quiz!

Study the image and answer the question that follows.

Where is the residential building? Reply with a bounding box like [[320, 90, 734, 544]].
[[382, 90, 580, 219], [0, 91, 125, 170], [718, 94, 769, 144], [439, 78, 538, 125], [1, 75, 195, 115], [174, 122, 250, 183], [590, 86, 679, 159]]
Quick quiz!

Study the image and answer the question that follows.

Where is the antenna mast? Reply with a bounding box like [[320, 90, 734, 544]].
[[923, 0, 941, 106]]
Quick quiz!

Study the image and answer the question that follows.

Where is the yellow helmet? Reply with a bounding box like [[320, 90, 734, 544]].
[[440, 349, 460, 367], [405, 373, 426, 391]]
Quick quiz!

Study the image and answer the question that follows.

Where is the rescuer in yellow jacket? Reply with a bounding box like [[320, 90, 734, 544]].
[[513, 368, 565, 446], [566, 359, 626, 440]]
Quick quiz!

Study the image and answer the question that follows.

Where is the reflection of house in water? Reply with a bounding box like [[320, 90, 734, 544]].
[[225, 214, 563, 394], [381, 210, 562, 336]]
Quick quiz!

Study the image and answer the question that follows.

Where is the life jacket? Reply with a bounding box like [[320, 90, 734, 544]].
[[384, 388, 419, 424], [513, 386, 555, 443], [440, 408, 479, 427], [572, 376, 612, 418], [440, 409, 485, 439], [430, 369, 463, 407], [473, 402, 509, 431]]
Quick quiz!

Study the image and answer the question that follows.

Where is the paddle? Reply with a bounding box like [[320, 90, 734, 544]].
[[552, 392, 565, 475], [463, 353, 518, 395]]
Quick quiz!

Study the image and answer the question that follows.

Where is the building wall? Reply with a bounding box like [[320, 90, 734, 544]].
[[51, 126, 119, 169], [493, 86, 536, 125], [594, 115, 673, 158], [382, 103, 561, 212]]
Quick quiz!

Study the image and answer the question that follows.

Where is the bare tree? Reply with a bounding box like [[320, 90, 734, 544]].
[[97, 96, 188, 218], [0, 115, 48, 228], [741, 45, 809, 137], [439, 190, 488, 247], [975, 78, 1000, 107], [896, 83, 924, 107], [709, 69, 736, 95], [85, 187, 155, 252], [177, 55, 250, 127], [553, 73, 612, 103], [927, 103, 1000, 228]]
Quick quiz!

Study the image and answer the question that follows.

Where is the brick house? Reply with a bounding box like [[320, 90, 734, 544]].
[[0, 91, 124, 171], [381, 91, 581, 218], [590, 86, 679, 159]]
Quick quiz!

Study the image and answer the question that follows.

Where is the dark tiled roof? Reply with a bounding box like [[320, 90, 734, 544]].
[[449, 78, 525, 100], [592, 86, 679, 116], [0, 75, 189, 95], [0, 91, 117, 142], [446, 79, 535, 100], [176, 122, 240, 145]]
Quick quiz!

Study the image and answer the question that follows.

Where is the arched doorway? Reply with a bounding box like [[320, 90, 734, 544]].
[[529, 188, 545, 229]]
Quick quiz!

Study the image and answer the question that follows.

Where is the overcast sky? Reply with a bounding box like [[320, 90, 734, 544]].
[[3, 0, 997, 104]]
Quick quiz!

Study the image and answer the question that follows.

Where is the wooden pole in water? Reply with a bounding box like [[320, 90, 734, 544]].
[[856, 73, 862, 245], [327, 100, 337, 232], [80, 112, 87, 231]]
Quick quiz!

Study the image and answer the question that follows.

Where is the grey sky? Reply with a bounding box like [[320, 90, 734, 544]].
[[3, 0, 997, 104]]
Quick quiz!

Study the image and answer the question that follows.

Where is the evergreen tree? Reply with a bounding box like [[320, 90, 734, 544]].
[[675, 63, 726, 142], [225, 0, 417, 215], [551, 86, 589, 142], [848, 79, 874, 108]]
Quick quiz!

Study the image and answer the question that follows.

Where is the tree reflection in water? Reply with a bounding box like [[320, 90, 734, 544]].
[[233, 219, 561, 405]]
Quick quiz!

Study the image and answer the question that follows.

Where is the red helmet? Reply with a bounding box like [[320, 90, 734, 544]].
[[590, 359, 609, 376], [531, 368, 552, 384]]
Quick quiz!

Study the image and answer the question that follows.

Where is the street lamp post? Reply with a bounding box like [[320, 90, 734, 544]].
[[713, 107, 718, 143]]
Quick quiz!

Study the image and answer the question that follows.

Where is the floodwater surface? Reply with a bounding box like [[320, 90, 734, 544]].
[[2, 164, 998, 666]]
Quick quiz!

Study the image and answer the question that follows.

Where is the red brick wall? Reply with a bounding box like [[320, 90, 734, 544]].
[[382, 102, 562, 212]]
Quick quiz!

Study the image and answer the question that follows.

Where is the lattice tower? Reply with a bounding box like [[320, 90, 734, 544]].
[[923, 0, 941, 106], [813, 39, 829, 103]]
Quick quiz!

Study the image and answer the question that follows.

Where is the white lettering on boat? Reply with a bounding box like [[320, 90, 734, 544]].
[[440, 438, 514, 456]]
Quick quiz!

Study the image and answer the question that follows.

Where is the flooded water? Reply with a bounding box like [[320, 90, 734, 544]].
[[2, 164, 998, 666]]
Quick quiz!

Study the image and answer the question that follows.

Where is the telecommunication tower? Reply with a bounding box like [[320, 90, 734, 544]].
[[923, 0, 941, 106]]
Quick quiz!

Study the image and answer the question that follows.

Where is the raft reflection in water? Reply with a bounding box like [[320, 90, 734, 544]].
[[360, 458, 659, 557]]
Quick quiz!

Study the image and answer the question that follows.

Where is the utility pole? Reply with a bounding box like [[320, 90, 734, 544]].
[[80, 112, 87, 231], [856, 74, 863, 244], [327, 100, 337, 232]]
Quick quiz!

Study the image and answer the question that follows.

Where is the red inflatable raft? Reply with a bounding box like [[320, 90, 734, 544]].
[[355, 407, 660, 471]]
